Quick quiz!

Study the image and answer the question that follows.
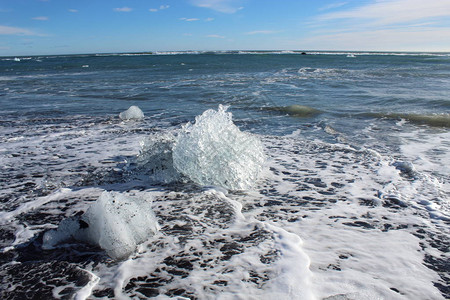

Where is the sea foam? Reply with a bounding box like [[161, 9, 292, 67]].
[[43, 191, 159, 259], [172, 105, 265, 190]]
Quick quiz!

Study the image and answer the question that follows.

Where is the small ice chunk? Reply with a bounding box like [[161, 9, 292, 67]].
[[42, 217, 83, 249], [119, 105, 144, 120], [392, 161, 416, 177], [172, 105, 265, 190], [43, 191, 159, 259]]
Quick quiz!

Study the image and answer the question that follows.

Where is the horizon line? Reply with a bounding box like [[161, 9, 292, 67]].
[[3, 49, 450, 58]]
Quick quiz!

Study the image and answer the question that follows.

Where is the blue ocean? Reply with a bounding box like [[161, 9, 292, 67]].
[[0, 51, 449, 299]]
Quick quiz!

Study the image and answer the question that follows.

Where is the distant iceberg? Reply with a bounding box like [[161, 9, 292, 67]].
[[119, 105, 144, 120], [43, 191, 159, 259]]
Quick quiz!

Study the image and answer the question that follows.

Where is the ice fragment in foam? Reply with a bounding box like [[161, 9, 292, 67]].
[[172, 105, 265, 190], [43, 191, 159, 259], [119, 105, 144, 120]]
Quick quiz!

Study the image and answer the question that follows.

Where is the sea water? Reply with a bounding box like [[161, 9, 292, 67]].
[[0, 51, 449, 299]]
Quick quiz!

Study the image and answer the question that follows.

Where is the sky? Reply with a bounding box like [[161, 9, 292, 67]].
[[1, 0, 450, 56]]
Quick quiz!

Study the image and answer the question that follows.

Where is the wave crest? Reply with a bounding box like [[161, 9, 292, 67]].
[[265, 105, 322, 118], [366, 112, 450, 128]]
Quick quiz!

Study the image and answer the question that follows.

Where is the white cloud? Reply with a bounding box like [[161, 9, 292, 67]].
[[114, 7, 133, 12], [180, 18, 200, 22], [205, 17, 214, 22], [319, 2, 348, 11], [246, 30, 278, 35], [191, 0, 243, 14], [69, 9, 78, 13], [150, 4, 169, 12], [0, 25, 37, 35], [305, 0, 450, 51], [207, 34, 225, 38], [301, 27, 450, 51], [317, 0, 450, 26], [32, 16, 49, 21]]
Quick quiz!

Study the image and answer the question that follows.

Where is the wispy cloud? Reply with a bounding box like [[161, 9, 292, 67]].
[[302, 27, 450, 51], [316, 0, 450, 26], [306, 0, 450, 51], [68, 9, 78, 13], [0, 25, 37, 36], [149, 5, 170, 12], [207, 34, 225, 38], [319, 2, 348, 11], [246, 30, 279, 35], [32, 16, 49, 21], [180, 18, 200, 22], [191, 0, 244, 14], [205, 17, 214, 22], [114, 7, 133, 12]]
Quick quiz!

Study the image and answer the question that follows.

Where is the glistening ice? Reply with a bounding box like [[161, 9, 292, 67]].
[[172, 105, 265, 190]]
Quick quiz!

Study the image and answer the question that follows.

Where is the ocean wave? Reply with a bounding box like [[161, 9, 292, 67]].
[[304, 51, 450, 57], [148, 50, 450, 57], [264, 105, 322, 118], [364, 112, 450, 128]]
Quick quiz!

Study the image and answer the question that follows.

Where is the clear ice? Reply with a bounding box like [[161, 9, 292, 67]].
[[172, 105, 265, 190]]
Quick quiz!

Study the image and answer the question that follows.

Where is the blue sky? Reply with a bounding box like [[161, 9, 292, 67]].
[[1, 0, 450, 55]]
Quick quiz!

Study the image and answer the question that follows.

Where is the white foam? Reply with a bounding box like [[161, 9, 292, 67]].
[[119, 105, 144, 120], [172, 105, 265, 190], [399, 130, 450, 177], [242, 136, 447, 299], [262, 223, 314, 299], [73, 268, 100, 300], [0, 188, 72, 223]]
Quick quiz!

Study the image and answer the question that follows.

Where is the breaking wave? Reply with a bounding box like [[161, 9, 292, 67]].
[[365, 112, 450, 128], [264, 105, 322, 118]]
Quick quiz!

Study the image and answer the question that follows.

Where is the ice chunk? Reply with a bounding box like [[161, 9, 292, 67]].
[[392, 161, 416, 178], [42, 217, 83, 249], [81, 191, 159, 259], [119, 105, 144, 120], [43, 191, 159, 259], [136, 132, 180, 183], [172, 105, 265, 190]]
